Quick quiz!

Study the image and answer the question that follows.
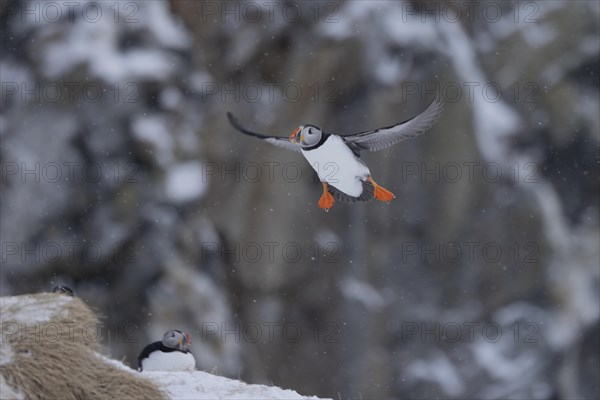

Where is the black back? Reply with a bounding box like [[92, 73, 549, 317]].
[[52, 285, 74, 296]]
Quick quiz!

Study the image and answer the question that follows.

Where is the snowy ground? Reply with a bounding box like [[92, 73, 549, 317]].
[[141, 370, 325, 400], [101, 353, 325, 400], [101, 354, 326, 400], [1, 294, 326, 400]]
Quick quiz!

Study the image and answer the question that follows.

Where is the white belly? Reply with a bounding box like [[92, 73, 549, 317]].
[[141, 351, 196, 371], [302, 135, 370, 197]]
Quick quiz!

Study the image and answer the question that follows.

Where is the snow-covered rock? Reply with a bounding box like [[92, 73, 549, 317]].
[[141, 370, 324, 400], [0, 294, 326, 400]]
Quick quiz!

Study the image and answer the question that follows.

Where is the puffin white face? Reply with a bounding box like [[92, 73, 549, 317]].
[[162, 330, 192, 351], [289, 125, 322, 148]]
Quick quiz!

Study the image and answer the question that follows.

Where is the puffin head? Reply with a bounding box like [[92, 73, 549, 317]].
[[289, 125, 322, 148], [162, 330, 192, 351]]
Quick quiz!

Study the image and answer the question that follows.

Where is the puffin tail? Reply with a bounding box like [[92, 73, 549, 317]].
[[327, 180, 375, 203]]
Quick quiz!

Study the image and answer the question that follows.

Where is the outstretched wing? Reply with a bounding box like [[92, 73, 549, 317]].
[[343, 98, 443, 152], [227, 112, 301, 153]]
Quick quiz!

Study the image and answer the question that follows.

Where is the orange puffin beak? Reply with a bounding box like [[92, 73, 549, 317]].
[[179, 331, 192, 350], [289, 127, 301, 143]]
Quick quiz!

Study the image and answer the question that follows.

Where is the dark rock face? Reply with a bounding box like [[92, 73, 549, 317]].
[[1, 1, 598, 399]]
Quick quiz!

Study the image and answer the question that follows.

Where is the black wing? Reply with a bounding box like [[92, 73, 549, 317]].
[[227, 112, 301, 153], [138, 341, 162, 371], [342, 98, 443, 152]]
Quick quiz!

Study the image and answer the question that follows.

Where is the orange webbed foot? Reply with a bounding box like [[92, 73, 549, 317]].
[[368, 177, 395, 203], [318, 182, 335, 211]]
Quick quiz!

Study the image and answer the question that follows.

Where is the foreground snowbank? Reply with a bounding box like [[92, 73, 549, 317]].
[[142, 370, 323, 400], [0, 294, 325, 400]]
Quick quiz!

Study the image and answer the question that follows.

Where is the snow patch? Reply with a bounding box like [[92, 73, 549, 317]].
[[383, 7, 439, 48], [43, 18, 174, 81], [521, 24, 557, 48], [439, 19, 521, 165], [340, 278, 386, 310], [471, 339, 538, 382], [131, 114, 174, 166], [37, 0, 189, 81], [0, 342, 14, 366], [317, 1, 387, 40], [493, 302, 549, 327], [190, 71, 215, 93], [142, 1, 191, 49], [0, 374, 25, 400], [406, 352, 464, 396], [164, 161, 208, 203], [96, 353, 140, 374], [161, 86, 184, 110], [0, 295, 73, 324], [141, 370, 325, 400]]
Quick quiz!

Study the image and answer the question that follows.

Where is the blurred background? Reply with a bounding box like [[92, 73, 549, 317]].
[[1, 1, 598, 399]]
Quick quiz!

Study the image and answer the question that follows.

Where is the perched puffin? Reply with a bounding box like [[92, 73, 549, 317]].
[[227, 98, 443, 210], [52, 285, 74, 296], [137, 330, 195, 372]]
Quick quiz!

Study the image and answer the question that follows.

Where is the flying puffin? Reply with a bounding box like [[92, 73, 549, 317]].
[[137, 330, 195, 372], [227, 98, 443, 210]]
